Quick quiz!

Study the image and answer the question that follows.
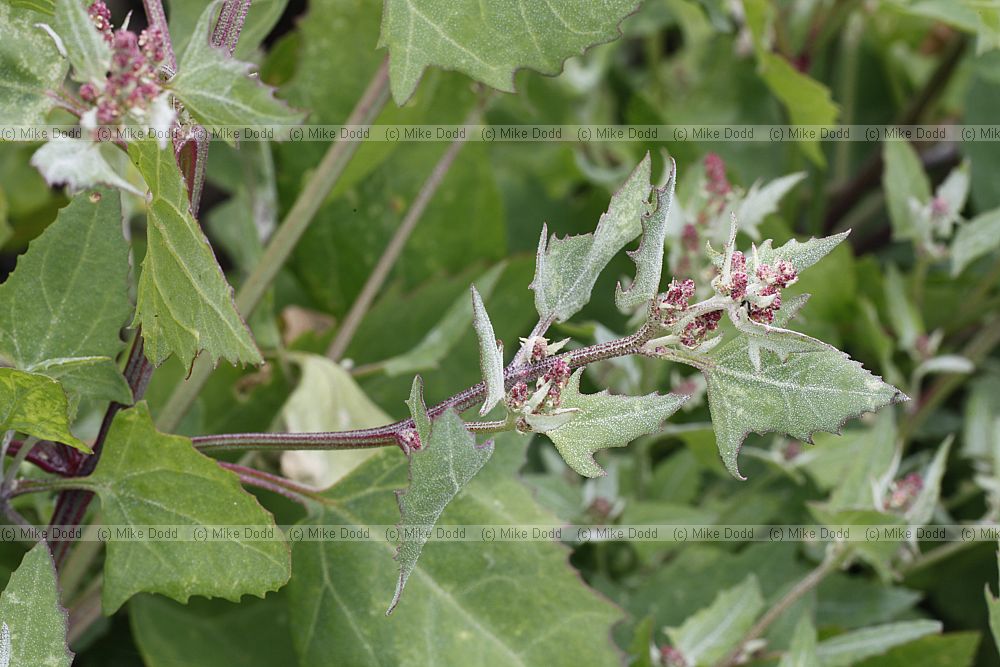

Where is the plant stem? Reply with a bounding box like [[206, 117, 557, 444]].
[[219, 462, 325, 507], [156, 57, 392, 433], [67, 575, 103, 648], [716, 545, 851, 667], [2, 436, 37, 490], [211, 0, 252, 55], [326, 102, 482, 361], [193, 324, 655, 452]]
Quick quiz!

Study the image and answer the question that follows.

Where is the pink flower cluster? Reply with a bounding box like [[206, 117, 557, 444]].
[[79, 1, 167, 125], [886, 473, 924, 511], [679, 311, 722, 348], [715, 249, 798, 325], [677, 154, 734, 276], [507, 358, 572, 418], [651, 278, 722, 348], [398, 428, 421, 452]]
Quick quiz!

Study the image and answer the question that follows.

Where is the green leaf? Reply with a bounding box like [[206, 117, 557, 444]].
[[544, 368, 688, 477], [29, 356, 132, 406], [0, 368, 89, 451], [532, 154, 651, 324], [964, 373, 1000, 459], [905, 437, 951, 529], [378, 0, 641, 103], [616, 160, 674, 311], [167, 0, 288, 59], [130, 593, 296, 667], [664, 575, 764, 666], [883, 263, 924, 352], [288, 433, 623, 665], [758, 54, 839, 165], [0, 542, 73, 667], [0, 188, 130, 370], [854, 632, 980, 667], [169, 3, 304, 131], [734, 172, 807, 241], [779, 616, 819, 667], [389, 376, 494, 613], [826, 411, 897, 511], [279, 354, 388, 488], [53, 0, 110, 84], [951, 208, 1000, 276], [128, 139, 262, 369], [883, 141, 932, 243], [471, 286, 504, 415], [383, 264, 504, 376], [699, 330, 905, 479], [0, 3, 68, 123], [815, 621, 942, 667], [85, 403, 290, 613], [9, 0, 55, 14]]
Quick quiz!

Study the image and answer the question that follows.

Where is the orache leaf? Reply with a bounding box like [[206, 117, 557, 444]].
[[128, 139, 262, 369], [53, 0, 110, 84], [780, 616, 820, 667], [83, 403, 290, 613], [664, 575, 764, 666], [532, 154, 651, 324], [951, 208, 1000, 276], [288, 433, 623, 665], [699, 331, 905, 479], [544, 368, 689, 477], [0, 542, 73, 667], [883, 141, 932, 243], [616, 159, 675, 311], [815, 620, 941, 667], [378, 0, 641, 103], [383, 263, 504, 376], [169, 3, 304, 132], [30, 139, 143, 197], [0, 3, 68, 124], [471, 285, 504, 415], [0, 188, 131, 399], [389, 376, 493, 613], [0, 368, 89, 452]]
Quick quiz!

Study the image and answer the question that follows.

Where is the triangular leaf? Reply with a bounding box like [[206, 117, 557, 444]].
[[378, 0, 641, 103], [389, 376, 493, 613], [532, 155, 651, 324], [544, 368, 688, 477], [169, 2, 304, 131], [84, 403, 290, 613], [616, 159, 675, 311], [0, 542, 73, 667], [128, 139, 262, 368], [0, 188, 130, 370]]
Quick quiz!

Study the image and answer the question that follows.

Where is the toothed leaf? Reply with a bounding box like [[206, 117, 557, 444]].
[[544, 368, 688, 477], [0, 542, 73, 667], [471, 286, 504, 416], [532, 155, 651, 324], [616, 161, 675, 311]]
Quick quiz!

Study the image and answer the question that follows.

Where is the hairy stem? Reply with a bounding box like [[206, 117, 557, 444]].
[[716, 545, 851, 667], [327, 102, 483, 361], [143, 0, 176, 72], [211, 0, 252, 55], [157, 57, 392, 432], [219, 462, 325, 507], [194, 324, 654, 452]]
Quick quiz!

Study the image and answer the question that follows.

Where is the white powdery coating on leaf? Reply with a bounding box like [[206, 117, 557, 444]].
[[704, 333, 906, 479], [545, 369, 689, 477]]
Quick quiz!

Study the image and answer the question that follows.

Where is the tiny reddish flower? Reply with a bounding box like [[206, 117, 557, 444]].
[[704, 153, 731, 198], [398, 428, 421, 451]]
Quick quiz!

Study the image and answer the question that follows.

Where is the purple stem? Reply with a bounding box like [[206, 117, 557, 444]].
[[219, 462, 323, 507], [211, 0, 252, 55], [193, 325, 654, 452]]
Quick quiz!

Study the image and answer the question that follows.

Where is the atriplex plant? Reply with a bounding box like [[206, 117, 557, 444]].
[[8, 0, 1000, 664]]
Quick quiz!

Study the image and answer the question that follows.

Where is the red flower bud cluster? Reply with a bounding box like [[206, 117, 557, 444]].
[[398, 428, 421, 452], [652, 278, 696, 326], [704, 153, 731, 199], [886, 473, 924, 511], [538, 358, 571, 409], [680, 310, 722, 348], [80, 1, 167, 125]]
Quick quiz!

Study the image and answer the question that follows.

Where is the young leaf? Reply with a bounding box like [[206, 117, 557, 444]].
[[471, 285, 504, 415], [383, 263, 504, 376], [30, 139, 144, 197], [734, 172, 808, 241], [616, 160, 675, 311], [168, 3, 304, 131], [664, 575, 764, 666], [699, 332, 905, 479], [532, 154, 651, 324], [53, 0, 110, 84], [780, 616, 820, 667], [288, 434, 623, 665], [378, 0, 641, 103], [0, 368, 89, 452], [0, 3, 69, 123], [389, 376, 494, 613], [85, 403, 290, 613], [825, 411, 896, 511], [544, 368, 689, 477], [0, 188, 130, 372], [883, 141, 932, 243], [128, 139, 262, 368], [815, 620, 941, 667], [951, 208, 1000, 276], [0, 542, 73, 667]]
